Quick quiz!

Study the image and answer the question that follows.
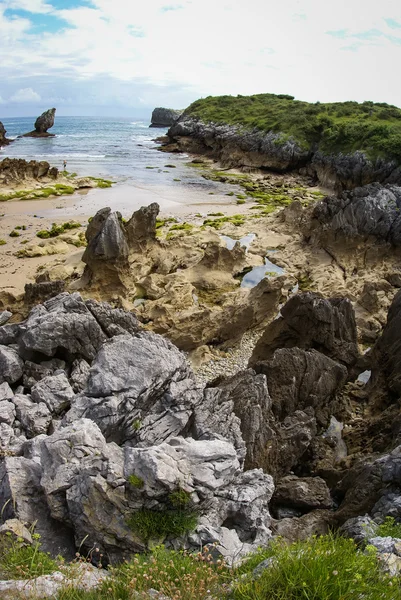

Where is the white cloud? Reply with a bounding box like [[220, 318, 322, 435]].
[[4, 0, 53, 13], [1, 0, 401, 113], [10, 87, 42, 103]]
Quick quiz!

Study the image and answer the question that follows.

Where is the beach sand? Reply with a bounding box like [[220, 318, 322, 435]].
[[0, 179, 257, 297]]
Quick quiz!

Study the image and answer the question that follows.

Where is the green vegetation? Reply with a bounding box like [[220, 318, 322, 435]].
[[232, 534, 401, 600], [298, 273, 314, 291], [169, 488, 192, 508], [376, 516, 401, 538], [127, 474, 144, 489], [88, 177, 114, 188], [203, 214, 245, 229], [166, 222, 194, 239], [208, 212, 224, 216], [164, 164, 176, 168], [0, 183, 75, 202], [185, 93, 401, 162], [237, 199, 246, 205], [0, 533, 58, 580], [0, 239, 6, 245], [127, 508, 198, 543], [173, 177, 181, 181], [37, 221, 81, 239], [9, 230, 20, 237], [1, 533, 400, 600], [155, 217, 178, 229]]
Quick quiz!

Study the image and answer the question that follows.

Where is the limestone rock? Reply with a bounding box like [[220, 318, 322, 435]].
[[249, 292, 359, 368], [66, 332, 200, 446], [0, 311, 12, 326], [272, 475, 332, 512], [24, 281, 66, 305], [150, 107, 183, 127], [125, 202, 159, 250], [271, 509, 333, 542], [372, 289, 401, 396], [311, 183, 401, 245], [0, 122, 11, 147], [31, 373, 75, 415], [254, 348, 348, 426], [0, 382, 14, 401], [0, 400, 16, 426], [22, 108, 56, 138], [13, 394, 52, 437], [69, 358, 90, 392], [0, 563, 108, 599], [0, 345, 23, 384], [18, 293, 107, 360], [0, 519, 33, 545], [339, 515, 377, 544]]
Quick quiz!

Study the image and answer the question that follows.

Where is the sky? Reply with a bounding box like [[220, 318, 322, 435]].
[[1, 0, 401, 117]]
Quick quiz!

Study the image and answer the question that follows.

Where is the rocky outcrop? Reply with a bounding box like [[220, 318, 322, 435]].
[[310, 183, 401, 246], [0, 292, 277, 563], [0, 122, 11, 147], [165, 116, 401, 191], [0, 158, 58, 185], [249, 292, 359, 369], [150, 107, 183, 128], [167, 117, 310, 171], [22, 108, 56, 138], [372, 289, 401, 397]]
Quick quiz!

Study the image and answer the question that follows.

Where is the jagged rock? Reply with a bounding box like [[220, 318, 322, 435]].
[[22, 108, 56, 138], [167, 118, 310, 171], [0, 158, 58, 184], [0, 122, 11, 147], [69, 358, 90, 392], [0, 519, 33, 545], [22, 359, 65, 390], [24, 281, 66, 305], [125, 202, 159, 249], [271, 509, 333, 542], [0, 345, 23, 384], [0, 400, 16, 426], [0, 563, 109, 599], [372, 493, 401, 523], [0, 311, 12, 326], [272, 475, 332, 512], [65, 332, 200, 446], [254, 348, 348, 426], [150, 107, 183, 127], [249, 292, 359, 368], [311, 183, 401, 245], [339, 515, 377, 544], [31, 373, 74, 415], [0, 382, 14, 401], [0, 454, 76, 558], [18, 293, 107, 360], [372, 289, 401, 396], [85, 299, 140, 337], [13, 394, 52, 437]]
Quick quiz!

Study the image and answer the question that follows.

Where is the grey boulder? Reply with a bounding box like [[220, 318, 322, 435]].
[[0, 345, 23, 384], [31, 373, 75, 415]]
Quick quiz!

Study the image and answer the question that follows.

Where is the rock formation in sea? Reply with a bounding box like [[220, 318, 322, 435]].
[[0, 121, 11, 147], [22, 108, 56, 138], [150, 107, 183, 127]]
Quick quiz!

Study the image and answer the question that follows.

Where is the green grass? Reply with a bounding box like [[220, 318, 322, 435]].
[[185, 93, 401, 162], [166, 222, 194, 238], [127, 474, 144, 489], [203, 214, 245, 229], [36, 221, 81, 239], [9, 230, 20, 237], [376, 516, 401, 538], [0, 534, 58, 580], [155, 217, 178, 229], [232, 534, 401, 600], [127, 508, 198, 543]]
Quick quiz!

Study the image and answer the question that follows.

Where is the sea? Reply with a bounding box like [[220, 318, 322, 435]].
[[0, 115, 238, 216]]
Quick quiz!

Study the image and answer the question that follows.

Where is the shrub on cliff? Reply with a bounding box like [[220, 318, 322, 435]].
[[184, 94, 401, 162]]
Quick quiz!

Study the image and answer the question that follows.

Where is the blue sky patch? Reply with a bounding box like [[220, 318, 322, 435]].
[[4, 8, 69, 34]]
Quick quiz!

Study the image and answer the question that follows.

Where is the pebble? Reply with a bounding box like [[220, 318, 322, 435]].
[[189, 330, 263, 386]]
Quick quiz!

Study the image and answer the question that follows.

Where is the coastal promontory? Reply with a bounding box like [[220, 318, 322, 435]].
[[0, 122, 11, 147], [150, 106, 183, 127], [165, 93, 401, 191]]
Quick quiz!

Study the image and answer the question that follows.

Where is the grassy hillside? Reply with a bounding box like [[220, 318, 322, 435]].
[[184, 94, 401, 162]]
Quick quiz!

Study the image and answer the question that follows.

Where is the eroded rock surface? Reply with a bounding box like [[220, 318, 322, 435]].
[[0, 122, 11, 147], [23, 108, 56, 138], [150, 107, 183, 127]]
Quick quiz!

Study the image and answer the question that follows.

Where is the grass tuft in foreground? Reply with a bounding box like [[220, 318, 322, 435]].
[[232, 534, 401, 600]]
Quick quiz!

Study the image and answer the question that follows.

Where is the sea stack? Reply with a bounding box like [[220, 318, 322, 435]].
[[0, 121, 12, 146], [23, 107, 56, 138], [150, 107, 183, 127]]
